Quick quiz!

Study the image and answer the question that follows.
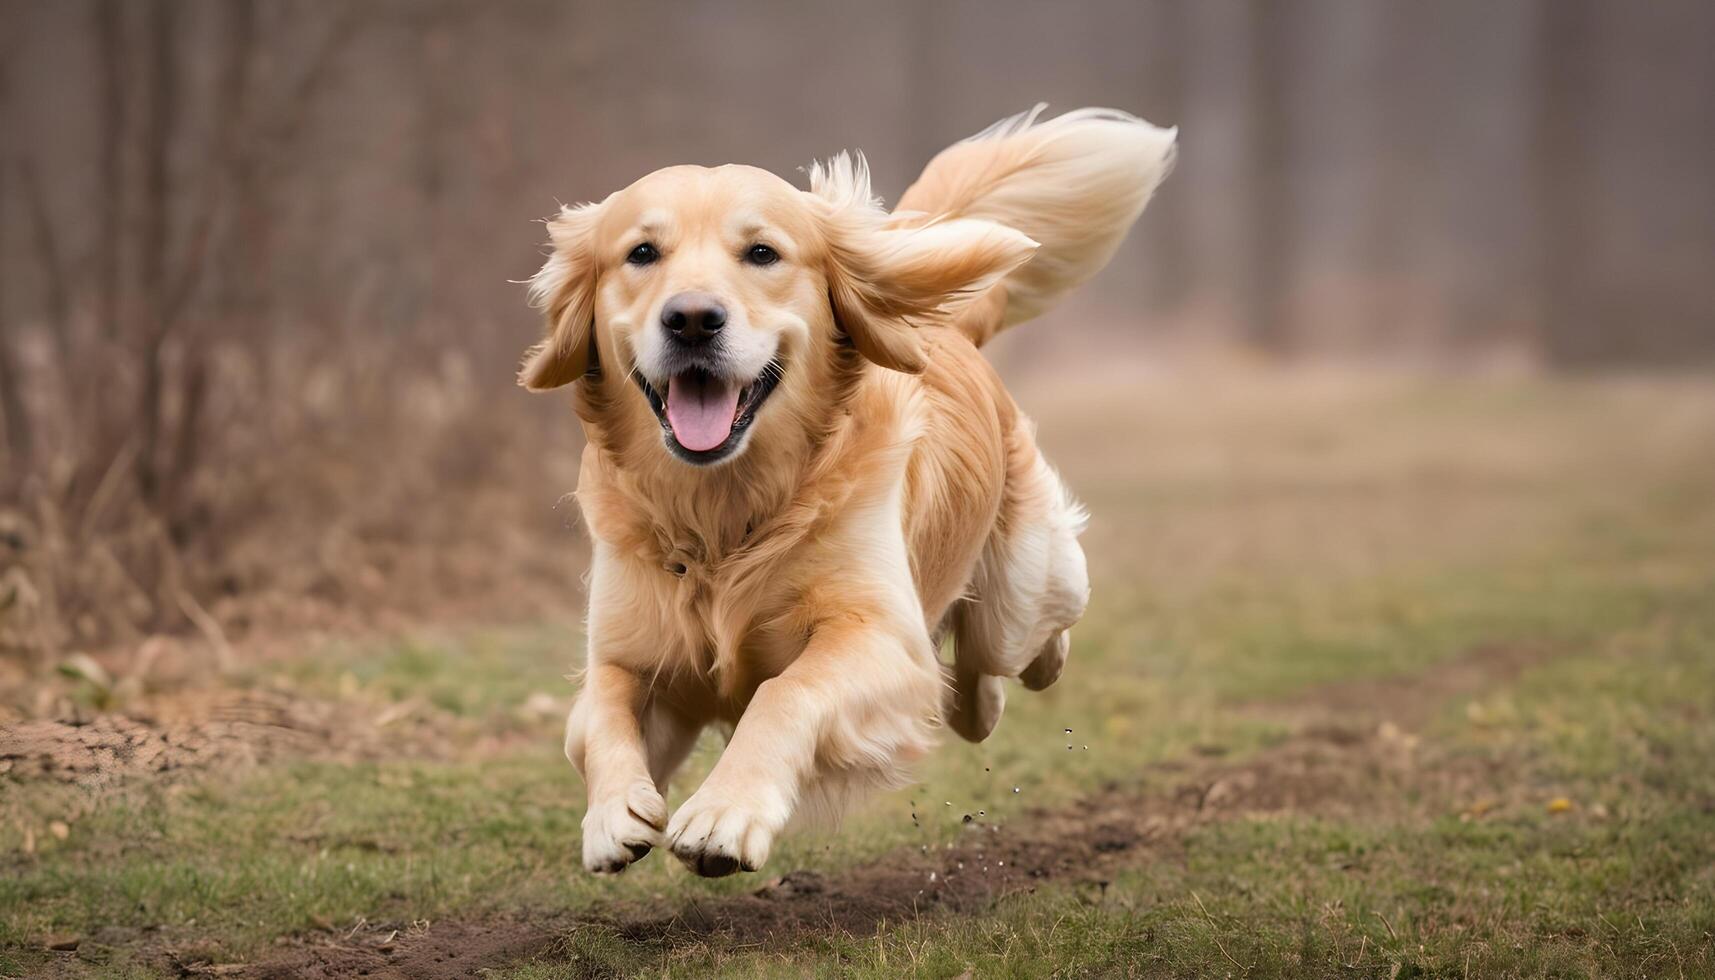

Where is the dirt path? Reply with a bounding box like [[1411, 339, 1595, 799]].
[[240, 643, 1536, 980]]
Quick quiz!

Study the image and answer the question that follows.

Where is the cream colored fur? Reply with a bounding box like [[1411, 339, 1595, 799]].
[[525, 107, 1174, 877], [899, 104, 1178, 338]]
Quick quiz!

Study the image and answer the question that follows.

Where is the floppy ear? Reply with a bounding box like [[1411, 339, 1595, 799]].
[[807, 153, 1037, 374], [519, 200, 605, 391]]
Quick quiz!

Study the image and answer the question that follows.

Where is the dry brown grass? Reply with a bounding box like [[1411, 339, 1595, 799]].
[[0, 346, 586, 694]]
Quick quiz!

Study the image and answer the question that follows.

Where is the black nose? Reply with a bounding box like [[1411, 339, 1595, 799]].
[[661, 292, 727, 344]]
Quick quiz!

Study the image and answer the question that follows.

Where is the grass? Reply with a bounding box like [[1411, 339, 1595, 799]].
[[4, 373, 1714, 978], [753, 805, 1714, 979]]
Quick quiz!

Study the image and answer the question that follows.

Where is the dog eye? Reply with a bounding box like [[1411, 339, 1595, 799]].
[[744, 244, 780, 266], [627, 243, 659, 266]]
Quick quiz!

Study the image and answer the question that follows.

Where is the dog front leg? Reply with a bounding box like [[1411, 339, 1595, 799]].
[[664, 622, 941, 876], [566, 661, 669, 874]]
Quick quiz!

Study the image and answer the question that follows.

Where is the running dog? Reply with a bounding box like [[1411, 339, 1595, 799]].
[[522, 105, 1175, 876]]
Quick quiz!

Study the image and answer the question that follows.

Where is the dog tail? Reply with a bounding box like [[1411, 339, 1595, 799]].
[[896, 105, 1177, 346]]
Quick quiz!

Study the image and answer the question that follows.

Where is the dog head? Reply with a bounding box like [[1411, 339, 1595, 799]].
[[521, 157, 1035, 466]]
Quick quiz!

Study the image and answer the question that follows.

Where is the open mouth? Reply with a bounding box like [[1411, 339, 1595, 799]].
[[635, 361, 783, 464]]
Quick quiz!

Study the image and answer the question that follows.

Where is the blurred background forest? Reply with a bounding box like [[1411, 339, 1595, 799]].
[[1, 0, 1712, 667]]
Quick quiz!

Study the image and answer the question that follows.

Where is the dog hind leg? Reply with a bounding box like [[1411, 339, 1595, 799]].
[[943, 439, 1089, 742]]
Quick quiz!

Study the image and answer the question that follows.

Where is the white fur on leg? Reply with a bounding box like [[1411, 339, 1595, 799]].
[[565, 687, 684, 874], [582, 778, 667, 874], [665, 782, 789, 877]]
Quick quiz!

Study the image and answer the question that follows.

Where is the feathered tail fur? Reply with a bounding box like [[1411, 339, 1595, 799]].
[[895, 104, 1177, 345]]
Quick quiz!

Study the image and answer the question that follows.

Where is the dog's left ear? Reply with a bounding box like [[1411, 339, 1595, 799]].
[[520, 200, 605, 391], [808, 153, 1037, 374]]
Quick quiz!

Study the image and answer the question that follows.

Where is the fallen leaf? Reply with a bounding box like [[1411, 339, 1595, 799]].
[[57, 653, 112, 691], [1547, 797, 1574, 815]]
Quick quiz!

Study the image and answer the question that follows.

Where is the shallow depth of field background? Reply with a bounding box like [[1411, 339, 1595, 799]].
[[2, 3, 1713, 978]]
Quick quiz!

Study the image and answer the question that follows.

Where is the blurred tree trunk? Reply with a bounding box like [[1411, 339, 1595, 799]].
[[134, 0, 179, 508], [90, 0, 130, 482], [1536, 0, 1596, 366], [1140, 0, 1189, 314], [166, 0, 257, 526], [95, 1, 127, 351], [21, 160, 73, 420], [0, 163, 25, 482], [0, 51, 21, 479], [1246, 0, 1291, 354]]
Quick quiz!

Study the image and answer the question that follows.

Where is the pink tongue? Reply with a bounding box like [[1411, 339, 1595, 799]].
[[664, 373, 741, 452]]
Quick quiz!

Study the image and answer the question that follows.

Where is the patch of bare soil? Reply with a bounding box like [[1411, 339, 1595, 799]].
[[0, 687, 452, 791], [240, 919, 567, 980], [244, 710, 1521, 978]]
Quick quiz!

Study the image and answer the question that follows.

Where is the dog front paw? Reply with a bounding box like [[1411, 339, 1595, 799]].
[[664, 787, 783, 877], [582, 779, 667, 875]]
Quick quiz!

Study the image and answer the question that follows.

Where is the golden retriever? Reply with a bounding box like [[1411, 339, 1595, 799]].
[[522, 105, 1175, 876]]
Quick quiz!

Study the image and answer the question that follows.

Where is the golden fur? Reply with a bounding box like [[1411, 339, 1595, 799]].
[[523, 106, 1175, 876]]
